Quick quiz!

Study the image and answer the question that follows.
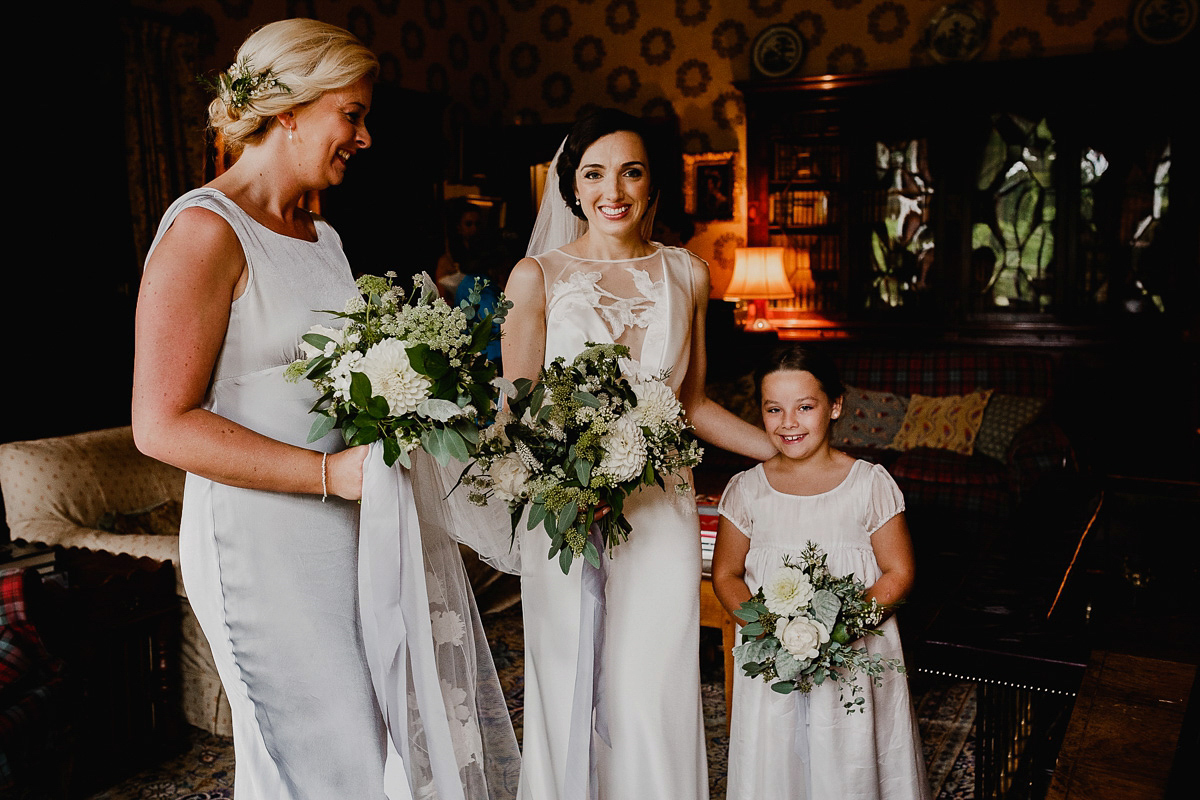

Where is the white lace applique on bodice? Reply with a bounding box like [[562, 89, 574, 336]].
[[549, 266, 666, 340], [534, 245, 696, 385]]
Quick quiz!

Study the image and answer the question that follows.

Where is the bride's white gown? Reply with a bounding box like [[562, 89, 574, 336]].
[[518, 245, 708, 800]]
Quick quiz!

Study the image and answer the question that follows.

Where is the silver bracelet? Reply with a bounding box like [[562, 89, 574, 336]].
[[321, 452, 328, 502]]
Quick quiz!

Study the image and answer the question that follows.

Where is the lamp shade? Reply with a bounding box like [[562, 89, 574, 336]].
[[724, 247, 794, 300]]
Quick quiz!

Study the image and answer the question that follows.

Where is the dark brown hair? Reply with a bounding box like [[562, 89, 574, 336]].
[[556, 107, 658, 221]]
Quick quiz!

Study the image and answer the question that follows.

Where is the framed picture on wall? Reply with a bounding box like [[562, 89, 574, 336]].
[[684, 151, 737, 221]]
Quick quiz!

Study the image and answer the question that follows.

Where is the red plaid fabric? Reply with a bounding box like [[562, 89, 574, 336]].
[[0, 568, 68, 789], [837, 350, 1055, 399]]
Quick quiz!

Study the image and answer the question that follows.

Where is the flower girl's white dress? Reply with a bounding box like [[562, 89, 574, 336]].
[[518, 245, 709, 800], [718, 460, 930, 800]]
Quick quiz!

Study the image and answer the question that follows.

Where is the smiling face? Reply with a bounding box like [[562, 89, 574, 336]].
[[760, 369, 843, 461], [287, 75, 373, 189], [574, 130, 652, 237]]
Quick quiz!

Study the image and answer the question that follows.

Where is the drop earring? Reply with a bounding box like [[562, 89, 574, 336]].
[[287, 128, 294, 142]]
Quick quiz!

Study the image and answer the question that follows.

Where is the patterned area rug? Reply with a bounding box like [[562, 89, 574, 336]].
[[88, 606, 974, 799]]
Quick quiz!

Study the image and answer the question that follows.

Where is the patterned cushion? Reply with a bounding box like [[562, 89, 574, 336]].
[[96, 499, 182, 537], [834, 386, 908, 449], [890, 390, 994, 456], [976, 395, 1046, 462]]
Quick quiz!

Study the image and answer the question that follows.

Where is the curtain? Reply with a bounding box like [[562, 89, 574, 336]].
[[123, 14, 208, 268]]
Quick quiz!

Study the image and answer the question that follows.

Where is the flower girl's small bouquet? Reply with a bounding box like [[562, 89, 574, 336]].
[[733, 542, 905, 712], [285, 272, 507, 468], [463, 343, 704, 574]]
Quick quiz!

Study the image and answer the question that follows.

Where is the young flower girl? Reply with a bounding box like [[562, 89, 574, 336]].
[[712, 345, 931, 800]]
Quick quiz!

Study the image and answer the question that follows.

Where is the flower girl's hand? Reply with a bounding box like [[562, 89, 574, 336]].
[[326, 446, 369, 501]]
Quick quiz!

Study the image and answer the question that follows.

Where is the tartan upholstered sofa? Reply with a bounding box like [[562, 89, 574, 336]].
[[706, 347, 1075, 518], [0, 427, 232, 736]]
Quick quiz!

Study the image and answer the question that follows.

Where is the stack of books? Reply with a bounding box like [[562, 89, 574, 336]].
[[696, 494, 720, 574], [0, 541, 58, 576]]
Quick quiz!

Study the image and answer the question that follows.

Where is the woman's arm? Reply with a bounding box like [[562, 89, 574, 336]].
[[500, 256, 547, 383], [712, 515, 753, 619], [132, 206, 366, 500], [866, 512, 917, 618], [678, 256, 776, 461]]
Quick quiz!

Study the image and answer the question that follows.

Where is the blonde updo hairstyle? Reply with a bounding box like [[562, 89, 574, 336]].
[[208, 18, 378, 154]]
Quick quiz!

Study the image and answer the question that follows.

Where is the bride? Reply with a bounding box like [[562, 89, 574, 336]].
[[503, 108, 775, 799]]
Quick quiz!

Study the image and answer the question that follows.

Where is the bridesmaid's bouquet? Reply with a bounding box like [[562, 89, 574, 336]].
[[285, 272, 508, 468], [733, 542, 905, 713], [462, 343, 704, 574]]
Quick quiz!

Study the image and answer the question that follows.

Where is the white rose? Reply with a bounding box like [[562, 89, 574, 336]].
[[762, 567, 815, 616], [775, 615, 830, 661], [489, 454, 531, 503], [629, 378, 682, 429], [596, 415, 648, 484], [299, 324, 344, 359], [356, 339, 431, 416]]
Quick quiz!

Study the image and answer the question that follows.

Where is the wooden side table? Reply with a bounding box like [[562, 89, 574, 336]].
[[699, 574, 737, 729]]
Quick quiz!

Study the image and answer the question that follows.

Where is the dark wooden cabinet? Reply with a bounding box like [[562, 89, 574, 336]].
[[737, 45, 1198, 343]]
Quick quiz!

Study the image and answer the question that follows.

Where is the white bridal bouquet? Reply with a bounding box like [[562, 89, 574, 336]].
[[463, 343, 704, 574], [733, 542, 905, 712], [285, 272, 508, 467]]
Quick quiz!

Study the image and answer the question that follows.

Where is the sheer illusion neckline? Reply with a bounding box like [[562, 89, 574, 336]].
[[553, 245, 660, 263]]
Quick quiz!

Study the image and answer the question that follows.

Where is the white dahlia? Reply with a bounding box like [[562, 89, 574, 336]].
[[356, 339, 431, 416], [597, 415, 648, 484], [629, 378, 682, 429], [762, 567, 815, 616]]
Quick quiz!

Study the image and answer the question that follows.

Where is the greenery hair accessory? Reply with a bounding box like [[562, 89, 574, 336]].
[[203, 59, 291, 111]]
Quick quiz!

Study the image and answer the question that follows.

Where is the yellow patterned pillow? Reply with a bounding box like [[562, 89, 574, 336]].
[[890, 390, 995, 455]]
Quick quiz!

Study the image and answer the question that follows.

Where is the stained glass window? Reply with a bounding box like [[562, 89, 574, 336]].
[[868, 139, 934, 308], [972, 114, 1057, 311]]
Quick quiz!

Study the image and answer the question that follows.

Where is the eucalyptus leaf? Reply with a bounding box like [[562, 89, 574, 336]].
[[443, 428, 470, 462], [301, 333, 334, 352], [574, 458, 592, 486], [811, 589, 842, 631], [492, 376, 518, 399], [733, 607, 760, 623], [740, 637, 779, 664], [527, 502, 547, 531], [771, 681, 796, 695], [557, 501, 579, 534], [775, 651, 804, 682], [418, 398, 464, 422], [573, 391, 601, 408], [558, 545, 573, 574], [307, 413, 336, 443], [583, 540, 600, 569], [740, 622, 764, 637]]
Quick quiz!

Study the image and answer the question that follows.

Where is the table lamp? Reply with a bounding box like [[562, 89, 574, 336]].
[[724, 247, 795, 330]]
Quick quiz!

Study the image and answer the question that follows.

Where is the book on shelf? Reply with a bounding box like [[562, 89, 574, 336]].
[[0, 541, 58, 575]]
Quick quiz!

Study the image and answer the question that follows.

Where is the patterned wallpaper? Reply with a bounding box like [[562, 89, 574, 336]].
[[130, 0, 1145, 290]]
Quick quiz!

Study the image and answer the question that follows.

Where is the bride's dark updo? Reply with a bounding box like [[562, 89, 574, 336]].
[[556, 108, 659, 221]]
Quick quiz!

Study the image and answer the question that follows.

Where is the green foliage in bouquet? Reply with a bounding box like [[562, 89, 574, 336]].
[[464, 343, 704, 574], [733, 542, 905, 713], [286, 272, 509, 468]]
